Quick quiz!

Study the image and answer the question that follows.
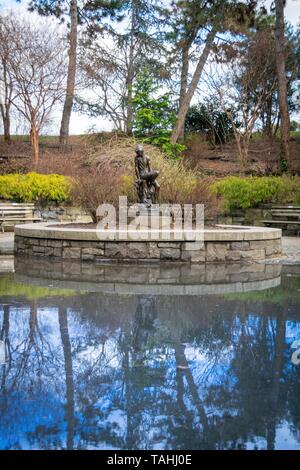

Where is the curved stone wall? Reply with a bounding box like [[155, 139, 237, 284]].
[[14, 257, 281, 296], [14, 223, 282, 264]]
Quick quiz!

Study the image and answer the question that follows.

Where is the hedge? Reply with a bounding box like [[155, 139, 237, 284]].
[[0, 173, 71, 203], [212, 176, 300, 211]]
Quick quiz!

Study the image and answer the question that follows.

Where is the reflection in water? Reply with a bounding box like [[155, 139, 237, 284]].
[[0, 266, 300, 450]]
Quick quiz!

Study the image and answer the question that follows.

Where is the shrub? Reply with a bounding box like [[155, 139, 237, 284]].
[[71, 168, 122, 223], [0, 172, 71, 203], [121, 156, 198, 205], [185, 102, 236, 145], [212, 176, 300, 211], [78, 135, 219, 216], [142, 133, 186, 160]]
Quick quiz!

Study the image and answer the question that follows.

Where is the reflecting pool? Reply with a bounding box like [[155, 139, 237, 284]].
[[0, 259, 300, 450]]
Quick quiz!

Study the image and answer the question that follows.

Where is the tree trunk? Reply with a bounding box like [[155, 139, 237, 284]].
[[0, 58, 12, 143], [0, 104, 11, 143], [264, 96, 273, 138], [29, 301, 37, 343], [58, 308, 75, 450], [59, 0, 78, 148], [3, 114, 10, 142], [126, 0, 137, 135], [178, 43, 190, 142], [174, 342, 209, 431], [267, 310, 287, 450], [274, 0, 290, 170], [171, 27, 217, 144], [30, 124, 39, 164]]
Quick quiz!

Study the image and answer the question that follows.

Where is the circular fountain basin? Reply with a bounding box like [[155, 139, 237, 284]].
[[14, 257, 281, 296], [14, 222, 282, 264]]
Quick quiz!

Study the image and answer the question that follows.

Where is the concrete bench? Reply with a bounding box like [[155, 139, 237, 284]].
[[264, 219, 300, 236], [0, 203, 41, 232], [263, 205, 300, 236]]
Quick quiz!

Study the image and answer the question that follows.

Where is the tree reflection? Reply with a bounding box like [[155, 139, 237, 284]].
[[0, 284, 299, 449], [58, 307, 75, 450]]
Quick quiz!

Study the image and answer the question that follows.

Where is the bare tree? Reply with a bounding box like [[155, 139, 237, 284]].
[[274, 0, 290, 170], [206, 34, 277, 169], [77, 0, 163, 133], [0, 14, 18, 143], [78, 38, 130, 132], [7, 18, 67, 163]]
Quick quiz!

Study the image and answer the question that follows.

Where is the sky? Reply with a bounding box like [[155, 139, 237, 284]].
[[0, 0, 299, 135]]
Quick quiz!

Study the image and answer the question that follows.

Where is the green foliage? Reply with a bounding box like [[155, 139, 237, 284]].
[[132, 71, 176, 135], [132, 71, 184, 159], [185, 103, 237, 145], [0, 173, 71, 203], [212, 175, 300, 210], [146, 132, 186, 159], [225, 276, 300, 306], [0, 274, 76, 300]]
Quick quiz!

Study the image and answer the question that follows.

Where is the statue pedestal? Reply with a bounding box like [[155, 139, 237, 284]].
[[128, 204, 176, 229]]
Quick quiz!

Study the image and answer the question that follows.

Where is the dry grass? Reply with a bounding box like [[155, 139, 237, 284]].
[[0, 133, 221, 216]]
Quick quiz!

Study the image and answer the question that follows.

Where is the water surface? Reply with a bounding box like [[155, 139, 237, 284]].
[[0, 261, 300, 450]]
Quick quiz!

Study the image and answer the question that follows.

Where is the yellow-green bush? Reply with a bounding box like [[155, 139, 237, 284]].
[[0, 274, 75, 299], [212, 176, 300, 211], [0, 173, 71, 203]]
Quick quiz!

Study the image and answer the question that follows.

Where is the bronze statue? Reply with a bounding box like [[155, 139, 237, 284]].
[[134, 144, 160, 207]]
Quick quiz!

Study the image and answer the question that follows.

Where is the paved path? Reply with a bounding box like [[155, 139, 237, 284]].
[[0, 233, 14, 255], [282, 237, 300, 257]]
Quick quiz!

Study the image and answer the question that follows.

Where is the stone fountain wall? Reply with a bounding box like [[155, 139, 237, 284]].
[[14, 227, 282, 264]]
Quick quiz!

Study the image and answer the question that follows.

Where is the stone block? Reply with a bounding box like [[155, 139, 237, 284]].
[[205, 264, 229, 283], [127, 243, 148, 258], [82, 247, 104, 257], [181, 250, 205, 263], [149, 242, 160, 258], [27, 238, 38, 245], [230, 241, 250, 250], [81, 254, 95, 261], [62, 247, 81, 259], [45, 247, 54, 256], [226, 251, 243, 261], [105, 242, 127, 258], [229, 272, 251, 283], [183, 241, 205, 251], [158, 242, 181, 248], [33, 245, 45, 253], [265, 245, 281, 256], [249, 240, 267, 250], [206, 243, 229, 262], [160, 248, 181, 260], [47, 240, 63, 248], [53, 248, 62, 257], [240, 249, 265, 259]]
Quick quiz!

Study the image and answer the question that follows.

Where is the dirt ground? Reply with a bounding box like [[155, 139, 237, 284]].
[[183, 133, 300, 176], [0, 132, 299, 177]]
